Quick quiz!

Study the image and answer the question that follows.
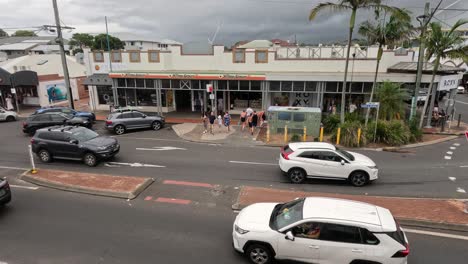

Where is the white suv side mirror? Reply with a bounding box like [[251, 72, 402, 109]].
[[341, 160, 345, 165], [285, 231, 295, 241]]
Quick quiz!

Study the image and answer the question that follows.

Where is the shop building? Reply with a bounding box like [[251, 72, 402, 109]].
[[83, 41, 465, 115]]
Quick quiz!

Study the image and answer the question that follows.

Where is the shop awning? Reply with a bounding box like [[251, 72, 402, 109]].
[[0, 69, 38, 86], [388, 62, 465, 74], [83, 74, 113, 86]]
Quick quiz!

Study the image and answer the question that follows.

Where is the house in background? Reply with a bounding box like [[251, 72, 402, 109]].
[[0, 36, 69, 61], [112, 32, 182, 51]]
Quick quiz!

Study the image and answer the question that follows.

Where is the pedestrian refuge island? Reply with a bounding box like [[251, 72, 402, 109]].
[[267, 106, 322, 138]]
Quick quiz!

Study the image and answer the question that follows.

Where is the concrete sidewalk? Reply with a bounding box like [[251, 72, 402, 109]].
[[234, 186, 468, 231], [21, 169, 154, 199]]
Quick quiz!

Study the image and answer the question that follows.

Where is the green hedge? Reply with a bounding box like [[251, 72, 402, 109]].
[[366, 120, 412, 146]]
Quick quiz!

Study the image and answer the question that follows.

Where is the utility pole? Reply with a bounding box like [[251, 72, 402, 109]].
[[52, 0, 74, 109], [105, 16, 113, 72]]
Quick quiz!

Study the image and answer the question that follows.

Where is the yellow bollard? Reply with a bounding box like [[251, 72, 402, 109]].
[[284, 125, 288, 143], [319, 127, 324, 142], [303, 126, 307, 142], [357, 128, 362, 146], [266, 125, 270, 143], [336, 127, 341, 145]]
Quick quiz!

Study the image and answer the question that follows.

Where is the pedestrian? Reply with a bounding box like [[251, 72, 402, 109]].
[[5, 95, 14, 111], [246, 106, 253, 117], [240, 110, 247, 131], [247, 112, 253, 135], [258, 110, 265, 126], [224, 111, 231, 132], [209, 111, 216, 135], [202, 113, 208, 134], [251, 111, 258, 135], [217, 112, 222, 129]]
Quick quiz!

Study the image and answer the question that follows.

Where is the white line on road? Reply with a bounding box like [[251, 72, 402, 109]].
[[0, 165, 28, 171], [446, 151, 453, 155], [455, 100, 468, 105], [448, 177, 456, 182], [136, 146, 187, 151], [453, 143, 461, 147], [10, 185, 39, 190], [106, 162, 166, 168], [450, 147, 456, 150], [229, 161, 277, 166], [456, 187, 466, 193], [404, 228, 468, 241], [444, 156, 452, 160], [460, 165, 468, 168]]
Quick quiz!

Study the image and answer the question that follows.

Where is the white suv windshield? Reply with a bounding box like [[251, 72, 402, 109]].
[[336, 147, 355, 161], [271, 198, 304, 230]]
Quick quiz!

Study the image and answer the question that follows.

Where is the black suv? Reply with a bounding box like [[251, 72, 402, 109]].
[[23, 112, 92, 136], [31, 126, 119, 167]]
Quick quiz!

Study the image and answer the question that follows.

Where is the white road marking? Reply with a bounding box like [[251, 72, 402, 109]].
[[229, 161, 277, 166], [0, 165, 29, 170], [456, 187, 466, 193], [446, 151, 453, 155], [404, 228, 468, 241], [444, 156, 452, 160], [450, 147, 456, 150], [460, 165, 468, 168], [455, 100, 468, 105], [448, 177, 456, 182], [10, 185, 39, 190], [453, 143, 461, 146], [136, 146, 187, 151], [105, 162, 166, 168]]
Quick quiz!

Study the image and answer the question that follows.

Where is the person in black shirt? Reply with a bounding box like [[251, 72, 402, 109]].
[[209, 111, 216, 135], [251, 111, 258, 135]]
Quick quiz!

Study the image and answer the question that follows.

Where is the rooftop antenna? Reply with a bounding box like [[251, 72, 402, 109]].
[[208, 20, 223, 45]]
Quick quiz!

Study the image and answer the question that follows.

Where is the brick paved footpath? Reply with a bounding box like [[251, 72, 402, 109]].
[[236, 186, 468, 227]]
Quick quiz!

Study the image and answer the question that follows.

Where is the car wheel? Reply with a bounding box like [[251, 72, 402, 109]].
[[114, 125, 126, 135], [349, 171, 369, 187], [288, 168, 306, 184], [152, 121, 162, 131], [38, 149, 52, 163], [246, 244, 272, 264], [83, 153, 98, 167], [6, 116, 15, 122]]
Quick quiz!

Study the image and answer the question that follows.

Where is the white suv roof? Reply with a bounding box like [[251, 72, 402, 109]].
[[288, 142, 336, 151], [302, 197, 396, 232]]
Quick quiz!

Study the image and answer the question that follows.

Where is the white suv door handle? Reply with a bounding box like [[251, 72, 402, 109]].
[[351, 249, 363, 253], [309, 245, 320, 249]]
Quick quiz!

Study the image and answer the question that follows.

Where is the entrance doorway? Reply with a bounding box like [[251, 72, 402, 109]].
[[175, 90, 192, 112]]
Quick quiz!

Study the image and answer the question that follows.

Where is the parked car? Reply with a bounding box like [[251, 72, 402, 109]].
[[34, 107, 96, 122], [0, 107, 17, 122], [233, 197, 409, 264], [31, 126, 119, 167], [279, 142, 378, 186], [105, 110, 165, 135], [23, 112, 92, 136], [457, 86, 466, 94], [0, 178, 12, 206]]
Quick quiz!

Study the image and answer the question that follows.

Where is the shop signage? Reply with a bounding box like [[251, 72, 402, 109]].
[[361, 102, 379, 108], [10, 88, 16, 94], [109, 73, 266, 81], [206, 84, 213, 93], [438, 75, 460, 91]]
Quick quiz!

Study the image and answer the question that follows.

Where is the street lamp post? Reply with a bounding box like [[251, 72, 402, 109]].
[[9, 75, 20, 114]]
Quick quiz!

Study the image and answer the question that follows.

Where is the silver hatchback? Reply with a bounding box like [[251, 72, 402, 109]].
[[105, 110, 165, 135]]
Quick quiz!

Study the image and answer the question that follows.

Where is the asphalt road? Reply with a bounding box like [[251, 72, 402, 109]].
[[1, 181, 467, 264], [455, 92, 468, 123], [0, 120, 467, 198]]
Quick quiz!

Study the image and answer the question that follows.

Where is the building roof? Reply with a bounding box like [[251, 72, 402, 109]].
[[31, 45, 71, 52], [271, 38, 296, 47], [0, 36, 56, 45], [388, 62, 465, 74], [0, 54, 85, 78], [0, 43, 38, 51], [112, 32, 182, 45], [238, 40, 273, 49]]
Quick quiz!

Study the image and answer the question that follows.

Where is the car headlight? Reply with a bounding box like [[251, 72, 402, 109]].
[[367, 165, 378, 169], [235, 225, 249, 234]]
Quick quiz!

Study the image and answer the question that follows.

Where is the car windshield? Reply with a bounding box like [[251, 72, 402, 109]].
[[271, 198, 304, 230], [72, 129, 99, 142], [336, 147, 355, 161]]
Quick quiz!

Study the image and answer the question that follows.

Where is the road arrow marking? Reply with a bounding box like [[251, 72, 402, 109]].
[[446, 151, 453, 155], [448, 177, 456, 182], [105, 162, 165, 168], [444, 156, 452, 160], [456, 187, 466, 193], [136, 146, 187, 151]]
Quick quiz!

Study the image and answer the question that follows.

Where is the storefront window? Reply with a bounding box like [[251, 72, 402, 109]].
[[125, 88, 137, 106], [117, 78, 126, 87], [230, 91, 262, 109], [126, 78, 136, 88], [229, 80, 239, 90], [192, 80, 201, 90], [293, 82, 305, 92], [166, 90, 174, 107], [218, 80, 227, 91], [162, 79, 171, 88], [351, 82, 363, 93], [97, 86, 113, 104], [305, 82, 317, 92], [136, 89, 157, 106], [117, 89, 127, 107], [363, 82, 373, 93], [326, 82, 339, 93], [270, 81, 280, 91], [272, 92, 289, 106], [251, 81, 261, 91], [145, 79, 155, 88], [171, 80, 180, 89], [240, 81, 249, 91], [136, 78, 145, 88], [282, 81, 292, 91]]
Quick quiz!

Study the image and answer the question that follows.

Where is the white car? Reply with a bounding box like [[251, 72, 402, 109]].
[[279, 142, 378, 186], [233, 197, 409, 264], [0, 107, 17, 122], [457, 86, 465, 94]]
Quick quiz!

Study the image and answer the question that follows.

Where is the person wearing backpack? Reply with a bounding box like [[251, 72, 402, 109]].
[[251, 111, 258, 135]]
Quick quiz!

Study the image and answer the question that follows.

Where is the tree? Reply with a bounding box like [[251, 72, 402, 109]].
[[359, 9, 413, 127], [92, 34, 124, 50], [12, 30, 37, 37], [309, 0, 406, 124], [69, 33, 94, 51], [376, 81, 409, 121], [0, 29, 8, 37], [420, 19, 468, 128]]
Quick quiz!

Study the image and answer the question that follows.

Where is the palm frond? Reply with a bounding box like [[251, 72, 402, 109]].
[[448, 19, 468, 35], [309, 2, 352, 21]]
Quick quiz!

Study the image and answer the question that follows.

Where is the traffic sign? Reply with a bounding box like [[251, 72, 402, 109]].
[[206, 84, 213, 93], [10, 88, 16, 94], [361, 102, 379, 109]]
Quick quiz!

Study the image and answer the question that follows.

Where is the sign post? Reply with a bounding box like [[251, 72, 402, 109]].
[[206, 84, 214, 113], [361, 102, 380, 142]]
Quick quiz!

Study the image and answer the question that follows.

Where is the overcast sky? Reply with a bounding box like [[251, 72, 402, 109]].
[[0, 0, 466, 45]]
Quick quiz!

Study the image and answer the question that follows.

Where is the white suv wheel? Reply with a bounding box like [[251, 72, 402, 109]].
[[246, 245, 272, 264]]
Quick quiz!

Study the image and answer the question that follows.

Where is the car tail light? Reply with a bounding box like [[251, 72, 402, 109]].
[[281, 146, 293, 160], [30, 138, 35, 144], [392, 243, 410, 258], [105, 120, 113, 125]]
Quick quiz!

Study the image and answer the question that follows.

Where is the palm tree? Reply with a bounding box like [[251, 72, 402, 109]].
[[309, 0, 406, 124], [420, 20, 468, 128], [375, 81, 409, 121], [359, 10, 413, 127]]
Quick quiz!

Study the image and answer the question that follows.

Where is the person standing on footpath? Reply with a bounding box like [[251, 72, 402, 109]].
[[209, 111, 216, 135], [246, 106, 253, 117], [202, 112, 208, 134], [217, 112, 223, 129], [240, 110, 247, 131], [223, 112, 231, 132], [251, 111, 258, 135]]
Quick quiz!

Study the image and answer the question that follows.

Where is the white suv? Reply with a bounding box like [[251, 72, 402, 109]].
[[233, 197, 409, 264], [279, 142, 378, 186], [0, 107, 17, 122]]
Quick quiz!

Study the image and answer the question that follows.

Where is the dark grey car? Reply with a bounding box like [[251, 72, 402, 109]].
[[105, 111, 165, 135]]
